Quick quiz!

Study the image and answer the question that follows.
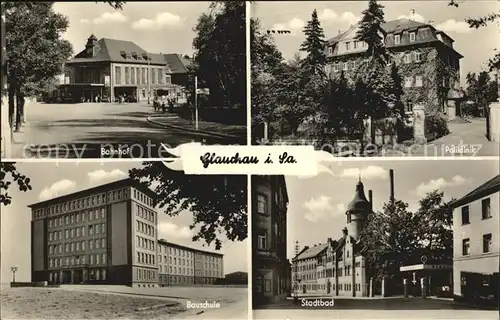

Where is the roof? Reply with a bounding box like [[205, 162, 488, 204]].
[[449, 175, 500, 208], [295, 242, 329, 260], [157, 239, 223, 257], [347, 180, 372, 213], [28, 178, 157, 209], [68, 37, 169, 66], [381, 18, 428, 33], [164, 54, 191, 74]]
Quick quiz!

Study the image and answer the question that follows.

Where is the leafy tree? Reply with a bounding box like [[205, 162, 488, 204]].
[[386, 62, 405, 118], [192, 1, 245, 111], [103, 1, 125, 10], [129, 162, 247, 250], [413, 190, 454, 262], [0, 162, 32, 206], [300, 9, 327, 76], [4, 2, 73, 131], [465, 71, 498, 116]]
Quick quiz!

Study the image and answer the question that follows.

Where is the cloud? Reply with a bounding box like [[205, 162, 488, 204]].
[[39, 180, 77, 201], [158, 221, 193, 239], [271, 18, 305, 35], [80, 19, 91, 24], [132, 12, 183, 30], [340, 166, 388, 180], [415, 175, 468, 196], [397, 14, 426, 23], [87, 169, 127, 183], [436, 19, 471, 34], [318, 9, 360, 25], [303, 195, 333, 222], [93, 12, 128, 24]]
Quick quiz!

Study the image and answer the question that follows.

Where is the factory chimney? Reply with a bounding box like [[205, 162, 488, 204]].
[[368, 190, 373, 211], [389, 169, 395, 202]]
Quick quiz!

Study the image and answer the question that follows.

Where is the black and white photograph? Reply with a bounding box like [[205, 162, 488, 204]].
[[251, 1, 500, 157], [0, 161, 248, 319], [251, 160, 499, 318], [1, 1, 246, 159]]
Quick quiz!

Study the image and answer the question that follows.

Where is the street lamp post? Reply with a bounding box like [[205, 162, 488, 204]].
[[11, 266, 18, 283], [148, 55, 151, 104]]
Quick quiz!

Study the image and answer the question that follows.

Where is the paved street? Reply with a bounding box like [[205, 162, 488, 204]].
[[254, 297, 498, 319], [60, 284, 248, 319], [10, 102, 243, 158]]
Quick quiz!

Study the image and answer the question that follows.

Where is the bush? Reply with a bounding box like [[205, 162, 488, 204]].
[[425, 115, 450, 139]]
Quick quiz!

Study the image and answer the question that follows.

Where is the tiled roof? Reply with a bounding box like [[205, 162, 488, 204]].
[[450, 175, 500, 208], [68, 37, 170, 66], [295, 242, 329, 260], [164, 54, 192, 74], [381, 18, 429, 33]]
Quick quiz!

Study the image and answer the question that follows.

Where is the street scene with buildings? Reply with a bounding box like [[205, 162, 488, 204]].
[[252, 160, 499, 319], [251, 1, 500, 157], [1, 161, 248, 319], [1, 1, 246, 159]]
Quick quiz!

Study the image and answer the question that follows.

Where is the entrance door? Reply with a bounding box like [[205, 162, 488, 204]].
[[303, 284, 306, 294], [62, 270, 72, 284], [74, 270, 83, 284], [327, 281, 331, 294]]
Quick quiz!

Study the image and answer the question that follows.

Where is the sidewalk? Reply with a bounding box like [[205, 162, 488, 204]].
[[147, 114, 246, 140]]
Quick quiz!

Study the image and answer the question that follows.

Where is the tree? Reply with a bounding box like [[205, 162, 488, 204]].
[[300, 9, 327, 76], [386, 62, 405, 118], [355, 0, 388, 63], [129, 162, 247, 250], [413, 190, 454, 262], [192, 1, 245, 111], [103, 1, 125, 10], [4, 2, 73, 131], [466, 71, 498, 116], [0, 162, 32, 206]]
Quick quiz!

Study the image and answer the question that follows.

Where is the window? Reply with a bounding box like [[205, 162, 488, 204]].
[[483, 234, 492, 253], [415, 52, 422, 62], [334, 63, 340, 72], [461, 206, 470, 224], [404, 76, 413, 88], [394, 34, 401, 45], [257, 194, 267, 214], [264, 279, 272, 292], [131, 67, 136, 85], [345, 42, 350, 51], [258, 234, 267, 250], [482, 198, 491, 219], [462, 238, 470, 255], [328, 47, 333, 56], [410, 32, 416, 42], [343, 62, 348, 71], [415, 76, 423, 87], [115, 66, 121, 84], [404, 54, 411, 64]]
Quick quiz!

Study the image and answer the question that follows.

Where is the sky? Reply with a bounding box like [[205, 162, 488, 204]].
[[1, 161, 247, 283], [252, 1, 500, 86], [53, 1, 212, 58], [285, 159, 499, 260]]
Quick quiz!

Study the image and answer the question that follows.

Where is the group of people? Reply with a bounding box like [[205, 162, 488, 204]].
[[153, 95, 176, 112]]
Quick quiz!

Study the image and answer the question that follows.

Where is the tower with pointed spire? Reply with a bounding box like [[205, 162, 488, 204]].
[[345, 177, 372, 241]]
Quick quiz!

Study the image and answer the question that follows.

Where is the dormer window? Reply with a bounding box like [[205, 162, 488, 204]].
[[328, 46, 333, 56], [410, 32, 416, 42], [394, 34, 400, 45], [120, 51, 126, 58], [131, 52, 138, 59]]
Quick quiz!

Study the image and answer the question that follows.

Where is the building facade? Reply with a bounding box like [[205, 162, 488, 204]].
[[252, 175, 290, 307], [157, 239, 223, 286], [29, 178, 159, 287], [59, 35, 189, 103], [450, 175, 500, 305], [292, 179, 374, 297], [325, 18, 463, 116]]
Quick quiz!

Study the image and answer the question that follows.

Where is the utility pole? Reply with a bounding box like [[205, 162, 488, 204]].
[[194, 75, 198, 130], [293, 241, 300, 303], [11, 266, 17, 283]]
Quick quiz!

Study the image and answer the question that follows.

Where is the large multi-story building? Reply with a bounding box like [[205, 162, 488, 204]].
[[292, 178, 374, 297], [157, 239, 224, 286], [55, 35, 189, 103], [450, 175, 499, 305], [252, 175, 290, 307], [325, 18, 463, 116], [29, 178, 226, 288], [29, 178, 159, 287]]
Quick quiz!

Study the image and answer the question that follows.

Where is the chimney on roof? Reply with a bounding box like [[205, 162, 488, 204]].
[[389, 169, 395, 202], [410, 9, 416, 21], [338, 30, 341, 35], [342, 227, 348, 236]]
